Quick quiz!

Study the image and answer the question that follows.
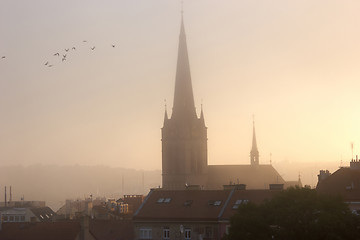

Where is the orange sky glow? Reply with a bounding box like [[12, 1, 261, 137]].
[[1, 0, 360, 186]]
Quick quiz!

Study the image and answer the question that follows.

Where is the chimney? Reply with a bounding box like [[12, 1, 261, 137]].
[[318, 170, 331, 183]]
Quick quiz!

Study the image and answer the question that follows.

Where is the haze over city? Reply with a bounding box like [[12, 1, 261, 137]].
[[1, 0, 360, 190]]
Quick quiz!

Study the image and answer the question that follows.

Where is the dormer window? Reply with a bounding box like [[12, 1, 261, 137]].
[[233, 199, 249, 209], [208, 200, 222, 206], [157, 198, 165, 203]]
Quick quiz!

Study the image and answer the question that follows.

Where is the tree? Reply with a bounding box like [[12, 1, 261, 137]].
[[225, 187, 360, 240]]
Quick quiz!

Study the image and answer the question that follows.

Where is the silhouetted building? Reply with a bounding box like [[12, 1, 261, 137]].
[[161, 16, 296, 190], [316, 157, 360, 212]]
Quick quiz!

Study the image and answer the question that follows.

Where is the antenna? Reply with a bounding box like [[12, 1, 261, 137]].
[[4, 186, 7, 207], [340, 155, 343, 167], [351, 142, 354, 160], [122, 175, 124, 197], [270, 153, 272, 165], [142, 172, 145, 194]]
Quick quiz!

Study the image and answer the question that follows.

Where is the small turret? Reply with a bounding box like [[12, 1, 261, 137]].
[[250, 118, 259, 165]]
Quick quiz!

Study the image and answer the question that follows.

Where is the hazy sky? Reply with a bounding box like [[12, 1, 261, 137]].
[[1, 1, 360, 183]]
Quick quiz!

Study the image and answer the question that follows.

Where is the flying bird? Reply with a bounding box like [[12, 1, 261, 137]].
[[62, 57, 66, 62], [72, 47, 76, 50], [112, 45, 115, 48], [91, 46, 95, 50], [45, 61, 49, 65], [54, 53, 59, 56], [65, 48, 69, 52], [83, 40, 87, 43], [63, 54, 67, 58], [48, 65, 53, 67], [1, 56, 5, 59]]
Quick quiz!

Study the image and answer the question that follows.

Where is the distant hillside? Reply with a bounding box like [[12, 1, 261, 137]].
[[0, 165, 161, 211]]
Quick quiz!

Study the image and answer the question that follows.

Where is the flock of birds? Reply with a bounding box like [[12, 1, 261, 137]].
[[44, 40, 116, 68], [1, 40, 116, 68]]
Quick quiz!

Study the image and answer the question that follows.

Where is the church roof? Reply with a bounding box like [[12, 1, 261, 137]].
[[207, 164, 285, 190]]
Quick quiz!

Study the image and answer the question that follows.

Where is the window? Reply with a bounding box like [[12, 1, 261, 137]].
[[233, 199, 249, 209], [214, 200, 222, 206], [184, 200, 193, 206], [209, 200, 222, 206], [205, 227, 213, 238], [184, 228, 191, 240], [225, 225, 231, 235], [157, 198, 165, 203], [20, 216, 25, 222], [9, 216, 14, 222], [140, 228, 152, 239], [3, 216, 8, 222], [163, 227, 170, 240], [15, 216, 19, 222], [157, 197, 171, 204]]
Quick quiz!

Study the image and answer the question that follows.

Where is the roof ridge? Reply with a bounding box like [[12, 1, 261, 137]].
[[133, 189, 153, 216], [217, 188, 235, 219]]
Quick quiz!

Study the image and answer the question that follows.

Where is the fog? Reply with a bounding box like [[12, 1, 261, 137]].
[[1, 1, 360, 208]]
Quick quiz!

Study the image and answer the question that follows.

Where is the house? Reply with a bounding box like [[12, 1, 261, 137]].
[[133, 187, 280, 240], [0, 206, 56, 223], [316, 157, 360, 212]]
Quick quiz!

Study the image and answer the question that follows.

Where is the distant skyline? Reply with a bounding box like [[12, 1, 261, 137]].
[[1, 1, 360, 186]]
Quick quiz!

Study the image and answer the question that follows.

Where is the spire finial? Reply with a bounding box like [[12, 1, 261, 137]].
[[164, 99, 167, 111], [252, 114, 255, 126], [181, 0, 184, 18]]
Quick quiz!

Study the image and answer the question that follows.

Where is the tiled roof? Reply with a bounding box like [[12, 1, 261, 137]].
[[220, 190, 278, 220], [133, 189, 279, 222], [0, 222, 80, 240], [133, 190, 232, 221], [316, 167, 360, 201], [89, 219, 134, 240], [30, 207, 56, 222], [207, 165, 285, 189]]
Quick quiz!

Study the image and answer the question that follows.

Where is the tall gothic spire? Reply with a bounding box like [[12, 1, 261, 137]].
[[250, 118, 259, 165], [171, 14, 197, 122]]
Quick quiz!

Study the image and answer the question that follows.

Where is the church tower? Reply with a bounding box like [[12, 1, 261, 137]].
[[161, 16, 208, 190], [250, 120, 259, 165]]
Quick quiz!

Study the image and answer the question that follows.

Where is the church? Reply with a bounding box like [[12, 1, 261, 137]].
[[161, 16, 299, 190]]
